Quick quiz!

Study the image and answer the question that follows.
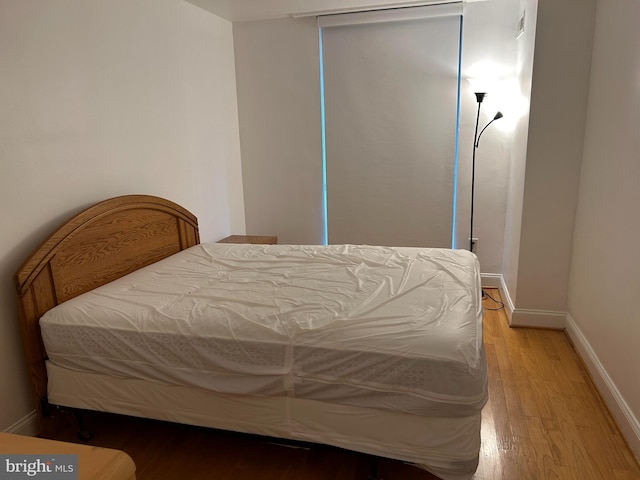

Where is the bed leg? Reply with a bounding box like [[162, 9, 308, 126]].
[[37, 397, 68, 439], [367, 456, 383, 480], [72, 409, 94, 442], [40, 396, 51, 418]]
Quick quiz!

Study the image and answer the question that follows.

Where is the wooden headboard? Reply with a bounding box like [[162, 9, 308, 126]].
[[14, 195, 200, 432]]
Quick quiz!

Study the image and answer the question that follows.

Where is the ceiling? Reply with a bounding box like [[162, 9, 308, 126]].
[[185, 0, 468, 22]]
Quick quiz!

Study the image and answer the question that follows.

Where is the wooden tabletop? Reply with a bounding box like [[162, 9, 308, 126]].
[[0, 433, 136, 480], [217, 235, 277, 245]]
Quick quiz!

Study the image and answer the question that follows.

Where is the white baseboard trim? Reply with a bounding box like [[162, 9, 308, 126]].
[[480, 273, 502, 289], [565, 313, 640, 460], [481, 273, 514, 322], [480, 273, 566, 330], [510, 308, 566, 329], [4, 410, 39, 437], [480, 273, 564, 328]]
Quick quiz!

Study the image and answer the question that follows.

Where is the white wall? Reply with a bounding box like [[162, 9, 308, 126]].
[[508, 0, 595, 322], [0, 0, 244, 432], [233, 17, 325, 245], [501, 0, 537, 309], [567, 0, 640, 456]]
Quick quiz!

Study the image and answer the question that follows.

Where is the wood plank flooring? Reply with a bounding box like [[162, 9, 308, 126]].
[[51, 289, 640, 479]]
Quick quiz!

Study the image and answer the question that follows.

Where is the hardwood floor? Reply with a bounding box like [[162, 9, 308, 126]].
[[51, 289, 640, 479], [478, 291, 639, 480]]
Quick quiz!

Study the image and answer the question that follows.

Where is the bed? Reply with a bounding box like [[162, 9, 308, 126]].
[[14, 194, 487, 480]]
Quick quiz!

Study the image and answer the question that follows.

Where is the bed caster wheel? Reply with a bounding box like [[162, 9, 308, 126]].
[[367, 457, 382, 480], [72, 409, 93, 441], [77, 429, 94, 442]]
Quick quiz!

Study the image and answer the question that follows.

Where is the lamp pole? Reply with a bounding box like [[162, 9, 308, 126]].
[[470, 92, 503, 253], [470, 93, 486, 252]]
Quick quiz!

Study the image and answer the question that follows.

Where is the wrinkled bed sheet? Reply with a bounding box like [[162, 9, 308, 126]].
[[41, 243, 487, 417]]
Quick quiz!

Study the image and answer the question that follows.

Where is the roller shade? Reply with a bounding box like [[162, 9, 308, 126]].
[[321, 9, 462, 247]]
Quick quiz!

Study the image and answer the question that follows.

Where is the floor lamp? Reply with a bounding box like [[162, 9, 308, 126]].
[[469, 92, 503, 252]]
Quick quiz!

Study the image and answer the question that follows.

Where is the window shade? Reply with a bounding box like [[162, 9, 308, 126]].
[[321, 10, 462, 247]]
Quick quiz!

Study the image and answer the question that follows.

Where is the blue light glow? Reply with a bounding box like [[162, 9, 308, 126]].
[[319, 27, 329, 245], [451, 16, 464, 249]]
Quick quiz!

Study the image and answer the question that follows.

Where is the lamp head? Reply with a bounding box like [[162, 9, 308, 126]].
[[474, 92, 487, 103], [475, 111, 505, 148]]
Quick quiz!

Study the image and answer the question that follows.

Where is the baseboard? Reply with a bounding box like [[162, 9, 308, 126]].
[[565, 313, 640, 460], [510, 308, 566, 329], [481, 273, 514, 322], [4, 410, 39, 437], [480, 273, 565, 328], [480, 273, 502, 289]]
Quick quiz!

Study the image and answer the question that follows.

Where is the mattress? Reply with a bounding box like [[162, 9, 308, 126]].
[[40, 243, 487, 417]]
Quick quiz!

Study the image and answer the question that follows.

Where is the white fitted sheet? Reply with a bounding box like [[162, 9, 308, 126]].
[[41, 243, 486, 416]]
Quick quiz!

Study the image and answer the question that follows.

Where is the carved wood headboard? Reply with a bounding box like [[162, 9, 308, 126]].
[[14, 195, 200, 432]]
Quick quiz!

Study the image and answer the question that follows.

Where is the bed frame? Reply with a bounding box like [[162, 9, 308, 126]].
[[14, 195, 200, 435]]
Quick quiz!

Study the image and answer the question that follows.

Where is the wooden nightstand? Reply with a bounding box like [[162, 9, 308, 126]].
[[218, 235, 278, 245], [0, 433, 136, 480]]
